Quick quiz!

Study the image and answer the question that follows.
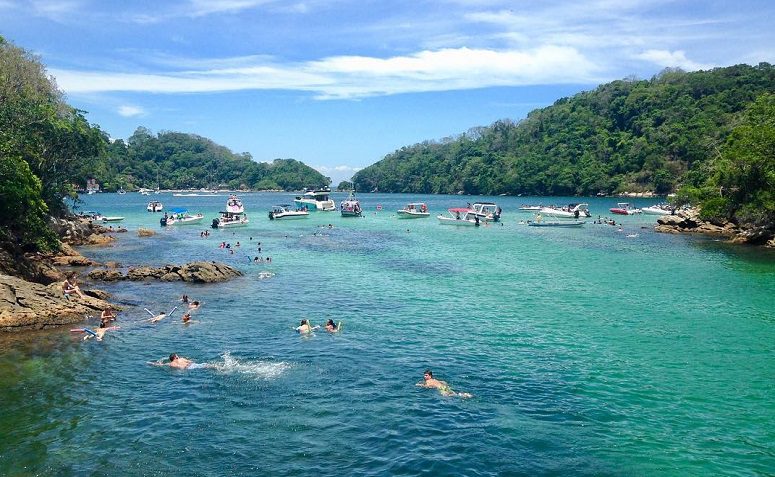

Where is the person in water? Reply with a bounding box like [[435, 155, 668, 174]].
[[188, 301, 201, 310], [416, 369, 472, 398], [100, 307, 116, 324], [325, 319, 339, 333], [151, 353, 209, 369], [296, 319, 319, 334]]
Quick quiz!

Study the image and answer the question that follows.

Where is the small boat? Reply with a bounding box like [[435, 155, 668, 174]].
[[172, 193, 222, 197], [226, 194, 245, 214], [610, 202, 642, 215], [470, 202, 502, 222], [293, 187, 336, 212], [539, 203, 592, 219], [101, 216, 125, 222], [147, 201, 163, 212], [78, 210, 103, 220], [340, 191, 363, 217], [437, 208, 481, 226], [211, 211, 249, 228], [642, 204, 674, 215], [518, 205, 542, 212], [528, 220, 585, 227], [397, 202, 430, 218], [160, 208, 204, 226], [117, 188, 126, 195], [138, 188, 153, 195], [268, 204, 309, 220]]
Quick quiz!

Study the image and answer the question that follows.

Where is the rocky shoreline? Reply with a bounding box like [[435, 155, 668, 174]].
[[0, 216, 242, 332], [654, 209, 775, 247]]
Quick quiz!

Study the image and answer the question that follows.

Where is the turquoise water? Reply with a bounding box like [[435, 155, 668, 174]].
[[1, 192, 774, 476]]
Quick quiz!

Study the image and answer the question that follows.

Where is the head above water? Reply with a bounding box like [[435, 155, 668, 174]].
[[327, 319, 334, 326], [424, 369, 433, 379], [300, 319, 308, 325], [170, 353, 178, 362]]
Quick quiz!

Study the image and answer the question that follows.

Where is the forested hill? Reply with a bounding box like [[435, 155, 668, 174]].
[[353, 64, 774, 196], [77, 127, 330, 192]]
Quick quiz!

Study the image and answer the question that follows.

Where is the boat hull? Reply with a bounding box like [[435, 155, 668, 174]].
[[269, 212, 309, 220], [397, 210, 430, 218], [437, 216, 479, 226], [528, 221, 585, 227], [642, 207, 673, 215], [293, 199, 336, 211]]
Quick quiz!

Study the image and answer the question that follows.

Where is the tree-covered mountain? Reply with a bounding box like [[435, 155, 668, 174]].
[[353, 64, 774, 198], [76, 127, 329, 192]]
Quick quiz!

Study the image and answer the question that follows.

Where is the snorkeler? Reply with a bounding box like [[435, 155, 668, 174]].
[[296, 319, 320, 334], [416, 369, 472, 398]]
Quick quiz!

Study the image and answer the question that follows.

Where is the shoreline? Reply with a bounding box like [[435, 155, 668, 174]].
[[653, 208, 775, 248]]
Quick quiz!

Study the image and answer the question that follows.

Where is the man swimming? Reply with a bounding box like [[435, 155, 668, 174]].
[[416, 369, 472, 398], [151, 353, 209, 369], [325, 319, 340, 333]]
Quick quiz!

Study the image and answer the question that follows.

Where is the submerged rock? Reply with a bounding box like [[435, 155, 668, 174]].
[[89, 261, 243, 283]]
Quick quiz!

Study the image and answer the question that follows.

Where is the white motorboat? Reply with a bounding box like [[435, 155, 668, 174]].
[[268, 204, 309, 220], [539, 203, 592, 219], [471, 202, 502, 222], [437, 208, 481, 226], [172, 193, 222, 197], [211, 211, 249, 228], [147, 201, 163, 212], [101, 216, 125, 222], [340, 191, 363, 217], [642, 204, 674, 215], [610, 202, 642, 215], [160, 209, 204, 226], [528, 220, 585, 227], [117, 188, 126, 195], [518, 205, 542, 212], [397, 202, 430, 218], [293, 188, 336, 211], [226, 194, 245, 214]]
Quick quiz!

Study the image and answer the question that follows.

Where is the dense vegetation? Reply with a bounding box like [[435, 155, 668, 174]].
[[76, 128, 329, 192], [0, 37, 105, 251], [353, 64, 774, 200], [680, 94, 775, 230]]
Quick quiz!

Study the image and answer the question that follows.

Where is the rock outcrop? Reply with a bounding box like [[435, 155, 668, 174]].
[[654, 209, 774, 246], [0, 273, 117, 332], [89, 261, 243, 283]]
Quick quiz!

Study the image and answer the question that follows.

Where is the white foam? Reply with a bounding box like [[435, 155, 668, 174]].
[[211, 351, 290, 380]]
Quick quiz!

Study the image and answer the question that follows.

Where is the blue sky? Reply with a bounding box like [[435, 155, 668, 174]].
[[1, 0, 773, 184]]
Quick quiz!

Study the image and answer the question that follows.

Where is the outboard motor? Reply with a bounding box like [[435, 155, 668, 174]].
[[268, 211, 275, 220], [211, 218, 219, 229]]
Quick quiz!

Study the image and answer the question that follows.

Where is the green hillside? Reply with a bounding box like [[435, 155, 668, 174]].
[[353, 64, 774, 198], [76, 127, 329, 192]]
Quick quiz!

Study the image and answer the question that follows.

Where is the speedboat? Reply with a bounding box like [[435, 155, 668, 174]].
[[172, 193, 222, 197], [211, 211, 249, 228], [610, 202, 642, 215], [518, 205, 542, 212], [160, 208, 204, 226], [293, 188, 336, 212], [470, 202, 502, 222], [101, 216, 125, 222], [78, 210, 103, 220], [226, 194, 244, 214], [397, 202, 430, 218], [340, 191, 362, 217], [437, 208, 481, 226], [117, 188, 126, 195], [642, 204, 674, 215], [147, 201, 163, 212], [539, 203, 591, 219], [268, 204, 309, 220]]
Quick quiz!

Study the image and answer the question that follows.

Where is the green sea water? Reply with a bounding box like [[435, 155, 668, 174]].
[[0, 192, 773, 476]]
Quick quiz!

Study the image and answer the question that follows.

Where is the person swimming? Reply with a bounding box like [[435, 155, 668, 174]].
[[296, 319, 319, 334], [151, 353, 208, 369], [416, 369, 472, 398], [325, 319, 340, 333]]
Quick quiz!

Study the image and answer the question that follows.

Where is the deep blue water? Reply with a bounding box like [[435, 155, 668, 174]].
[[1, 192, 773, 476]]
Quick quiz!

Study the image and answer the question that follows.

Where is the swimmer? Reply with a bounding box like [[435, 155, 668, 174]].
[[325, 319, 341, 333], [181, 312, 198, 325], [188, 301, 201, 310], [296, 319, 319, 334], [100, 307, 116, 324], [151, 353, 209, 369], [416, 369, 472, 398]]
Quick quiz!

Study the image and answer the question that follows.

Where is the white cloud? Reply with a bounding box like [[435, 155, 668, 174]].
[[51, 45, 600, 100], [117, 105, 146, 117], [636, 49, 714, 71], [187, 0, 275, 17]]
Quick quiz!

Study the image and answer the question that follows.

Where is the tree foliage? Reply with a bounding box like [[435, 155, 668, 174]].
[[75, 128, 329, 192], [353, 64, 775, 198]]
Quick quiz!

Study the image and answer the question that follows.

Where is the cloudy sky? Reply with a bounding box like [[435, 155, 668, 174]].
[[1, 0, 772, 183]]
